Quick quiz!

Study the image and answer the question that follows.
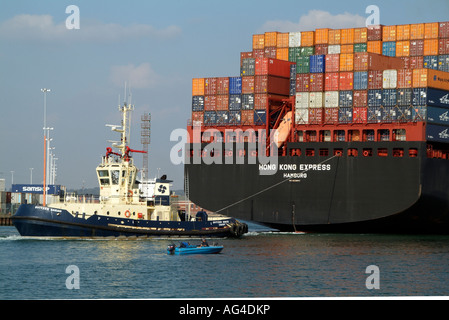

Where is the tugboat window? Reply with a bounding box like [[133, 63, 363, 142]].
[[111, 170, 120, 185]]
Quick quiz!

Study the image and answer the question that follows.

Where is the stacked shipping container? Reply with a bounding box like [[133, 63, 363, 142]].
[[191, 22, 449, 141]]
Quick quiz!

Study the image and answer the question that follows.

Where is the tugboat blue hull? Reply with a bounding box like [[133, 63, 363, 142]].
[[12, 204, 247, 238]]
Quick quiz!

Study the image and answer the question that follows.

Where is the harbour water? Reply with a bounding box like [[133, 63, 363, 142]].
[[1, 224, 449, 300]]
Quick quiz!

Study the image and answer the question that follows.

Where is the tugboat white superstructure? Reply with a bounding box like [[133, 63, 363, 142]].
[[12, 99, 247, 238]]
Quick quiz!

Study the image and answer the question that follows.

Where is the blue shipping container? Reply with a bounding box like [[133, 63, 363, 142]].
[[427, 106, 449, 126], [367, 106, 383, 123], [204, 111, 217, 126], [229, 77, 242, 94], [192, 95, 204, 111], [368, 89, 382, 107], [427, 87, 449, 108], [412, 106, 427, 121], [412, 88, 427, 106], [228, 111, 241, 125], [338, 107, 353, 123], [11, 184, 61, 195], [382, 89, 397, 107], [254, 110, 266, 125], [382, 41, 396, 57], [242, 94, 254, 110], [424, 55, 438, 70], [381, 106, 398, 122], [397, 106, 413, 122], [229, 94, 242, 110], [438, 55, 449, 72], [216, 111, 229, 125], [426, 124, 449, 143], [339, 90, 353, 107], [354, 71, 368, 90], [397, 88, 412, 106], [309, 55, 325, 73]]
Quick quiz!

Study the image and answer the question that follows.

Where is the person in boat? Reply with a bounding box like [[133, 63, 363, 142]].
[[200, 238, 209, 247]]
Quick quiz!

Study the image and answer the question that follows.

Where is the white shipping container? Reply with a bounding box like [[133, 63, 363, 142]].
[[328, 45, 341, 54], [295, 108, 309, 124], [309, 92, 324, 108], [324, 91, 339, 108], [383, 69, 397, 89], [295, 92, 309, 108], [289, 32, 301, 47]]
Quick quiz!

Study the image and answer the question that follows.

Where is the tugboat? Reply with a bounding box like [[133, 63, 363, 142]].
[[12, 99, 248, 238]]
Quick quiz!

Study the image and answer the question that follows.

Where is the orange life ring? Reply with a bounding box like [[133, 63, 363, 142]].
[[363, 150, 370, 157], [124, 210, 131, 218]]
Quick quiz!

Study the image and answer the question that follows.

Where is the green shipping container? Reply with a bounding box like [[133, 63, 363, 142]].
[[296, 56, 310, 73]]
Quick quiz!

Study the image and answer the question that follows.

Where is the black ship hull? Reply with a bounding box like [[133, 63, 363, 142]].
[[186, 141, 449, 234]]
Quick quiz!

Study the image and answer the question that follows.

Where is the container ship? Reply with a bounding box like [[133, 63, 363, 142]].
[[185, 22, 449, 233]]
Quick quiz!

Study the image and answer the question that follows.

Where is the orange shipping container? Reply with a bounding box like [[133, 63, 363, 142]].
[[397, 24, 411, 40], [410, 23, 424, 39], [367, 41, 382, 54], [276, 48, 289, 61], [264, 32, 278, 47], [412, 68, 449, 91], [301, 31, 315, 46], [340, 44, 354, 54], [424, 22, 439, 39], [340, 53, 354, 71], [315, 28, 329, 44], [354, 27, 367, 43], [253, 34, 265, 50], [396, 41, 410, 57], [276, 33, 289, 48], [383, 25, 396, 41], [424, 39, 439, 56], [328, 29, 341, 45], [192, 78, 205, 96], [341, 28, 355, 44]]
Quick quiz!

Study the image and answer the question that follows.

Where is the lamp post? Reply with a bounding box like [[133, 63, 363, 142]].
[[30, 168, 33, 184], [41, 88, 51, 206]]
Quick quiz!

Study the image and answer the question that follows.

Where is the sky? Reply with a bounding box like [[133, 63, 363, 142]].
[[1, 0, 449, 190]]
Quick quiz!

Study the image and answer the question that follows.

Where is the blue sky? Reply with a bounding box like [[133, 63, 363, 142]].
[[1, 0, 449, 190]]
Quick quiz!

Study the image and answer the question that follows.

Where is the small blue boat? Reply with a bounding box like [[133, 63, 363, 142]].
[[167, 242, 223, 255]]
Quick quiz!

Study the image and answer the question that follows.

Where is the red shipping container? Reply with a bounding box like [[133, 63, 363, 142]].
[[325, 72, 339, 91], [216, 95, 229, 110], [397, 69, 412, 88], [324, 108, 339, 124], [308, 108, 323, 124], [401, 56, 424, 69], [439, 22, 449, 39], [253, 49, 264, 59], [368, 70, 383, 89], [204, 95, 217, 110], [255, 58, 293, 78], [353, 90, 368, 107], [339, 72, 354, 90], [242, 76, 255, 93], [255, 75, 290, 95], [296, 73, 310, 92], [439, 39, 449, 55], [309, 73, 324, 91], [315, 44, 328, 55], [240, 52, 254, 66], [353, 107, 368, 123], [354, 52, 404, 71], [204, 77, 217, 95], [241, 110, 254, 125], [367, 25, 383, 41], [264, 47, 277, 58], [410, 40, 424, 56], [325, 54, 340, 72], [216, 77, 229, 95], [191, 111, 204, 124]]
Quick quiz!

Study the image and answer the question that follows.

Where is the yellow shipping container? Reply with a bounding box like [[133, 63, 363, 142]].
[[396, 41, 410, 57], [424, 22, 439, 39], [264, 32, 278, 47], [354, 27, 367, 43], [340, 53, 354, 71], [192, 78, 205, 96], [410, 23, 424, 40], [315, 28, 329, 44], [424, 39, 439, 56], [341, 28, 355, 44], [253, 34, 265, 50], [328, 29, 341, 45], [276, 48, 289, 61], [397, 24, 411, 40], [383, 25, 396, 41], [276, 33, 289, 48], [301, 31, 315, 47], [367, 41, 382, 54]]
